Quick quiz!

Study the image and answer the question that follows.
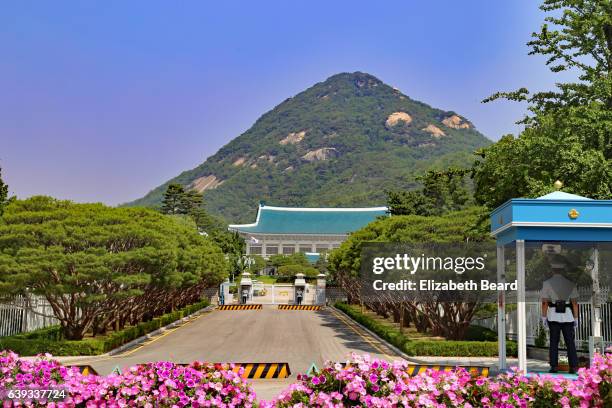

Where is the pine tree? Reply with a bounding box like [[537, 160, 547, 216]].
[[161, 184, 186, 215], [0, 166, 8, 217], [180, 190, 204, 214]]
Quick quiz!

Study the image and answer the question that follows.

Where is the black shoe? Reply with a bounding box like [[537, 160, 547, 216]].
[[549, 367, 558, 373]]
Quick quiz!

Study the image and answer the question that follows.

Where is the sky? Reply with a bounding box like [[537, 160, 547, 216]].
[[1, 1, 564, 205]]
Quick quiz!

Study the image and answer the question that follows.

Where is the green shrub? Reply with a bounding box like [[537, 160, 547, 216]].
[[0, 299, 209, 356], [402, 340, 516, 357], [9, 325, 63, 341], [464, 325, 498, 342], [335, 302, 517, 357], [0, 338, 105, 356]]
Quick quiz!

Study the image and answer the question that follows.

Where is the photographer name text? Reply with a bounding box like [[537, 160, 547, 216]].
[[372, 279, 517, 291]]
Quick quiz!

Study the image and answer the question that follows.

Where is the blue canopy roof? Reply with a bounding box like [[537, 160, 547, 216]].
[[229, 204, 388, 235], [490, 192, 612, 245], [536, 191, 593, 201]]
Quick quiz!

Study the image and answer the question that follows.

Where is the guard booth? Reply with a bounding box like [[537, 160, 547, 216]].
[[491, 190, 612, 373], [294, 273, 306, 305], [219, 278, 232, 305], [239, 272, 253, 304]]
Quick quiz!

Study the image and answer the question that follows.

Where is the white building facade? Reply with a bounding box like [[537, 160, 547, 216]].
[[228, 204, 388, 259]]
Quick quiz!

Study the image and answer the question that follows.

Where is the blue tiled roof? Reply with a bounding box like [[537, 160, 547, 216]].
[[229, 205, 388, 235]]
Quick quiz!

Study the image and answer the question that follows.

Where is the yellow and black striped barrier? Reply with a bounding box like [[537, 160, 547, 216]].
[[405, 365, 489, 377], [278, 305, 322, 311], [175, 362, 292, 379], [217, 304, 262, 310], [71, 365, 98, 376], [231, 362, 291, 379], [338, 363, 488, 377]]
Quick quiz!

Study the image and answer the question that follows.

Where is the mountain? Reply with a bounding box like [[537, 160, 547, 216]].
[[127, 72, 491, 223]]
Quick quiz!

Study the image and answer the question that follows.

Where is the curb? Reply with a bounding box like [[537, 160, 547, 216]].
[[331, 306, 426, 364], [331, 306, 496, 376], [107, 305, 215, 356]]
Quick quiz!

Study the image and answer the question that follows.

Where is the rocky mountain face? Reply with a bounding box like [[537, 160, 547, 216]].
[[127, 72, 490, 223]]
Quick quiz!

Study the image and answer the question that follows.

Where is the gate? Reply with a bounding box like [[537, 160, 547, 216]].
[[249, 283, 293, 305]]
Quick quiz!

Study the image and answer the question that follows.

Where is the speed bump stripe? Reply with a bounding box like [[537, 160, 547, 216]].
[[226, 363, 291, 378], [217, 304, 262, 310], [405, 365, 489, 377], [165, 362, 291, 378], [71, 365, 98, 376], [253, 364, 266, 379], [242, 364, 254, 378], [277, 305, 321, 311], [318, 363, 488, 377], [264, 364, 276, 379], [278, 364, 288, 378]]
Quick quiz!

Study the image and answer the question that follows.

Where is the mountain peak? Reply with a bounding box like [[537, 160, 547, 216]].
[[322, 71, 383, 85], [311, 71, 392, 95], [128, 73, 490, 222]]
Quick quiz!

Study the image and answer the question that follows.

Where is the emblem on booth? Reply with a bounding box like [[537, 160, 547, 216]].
[[568, 208, 579, 219]]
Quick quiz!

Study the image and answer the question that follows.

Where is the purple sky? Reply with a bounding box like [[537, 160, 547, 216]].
[[1, 1, 568, 205]]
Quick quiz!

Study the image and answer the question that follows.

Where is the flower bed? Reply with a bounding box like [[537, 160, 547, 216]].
[[0, 351, 256, 407], [265, 352, 611, 408], [0, 350, 610, 407]]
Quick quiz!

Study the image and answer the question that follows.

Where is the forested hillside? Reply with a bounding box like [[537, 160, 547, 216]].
[[128, 72, 490, 222]]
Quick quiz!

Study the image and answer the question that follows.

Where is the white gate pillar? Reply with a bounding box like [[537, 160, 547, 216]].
[[516, 240, 527, 372], [497, 245, 507, 370]]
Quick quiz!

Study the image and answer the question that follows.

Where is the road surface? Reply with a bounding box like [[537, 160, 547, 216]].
[[62, 305, 402, 399]]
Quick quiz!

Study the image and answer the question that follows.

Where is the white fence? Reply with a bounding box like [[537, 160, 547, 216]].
[[0, 295, 58, 337], [475, 300, 612, 350]]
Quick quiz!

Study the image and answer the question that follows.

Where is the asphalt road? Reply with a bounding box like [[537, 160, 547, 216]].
[[66, 305, 401, 399]]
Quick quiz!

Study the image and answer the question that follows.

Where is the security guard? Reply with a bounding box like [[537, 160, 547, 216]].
[[540, 259, 579, 373], [296, 289, 304, 305]]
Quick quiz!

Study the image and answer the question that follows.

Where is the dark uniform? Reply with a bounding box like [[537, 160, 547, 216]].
[[540, 272, 579, 372], [296, 289, 303, 305]]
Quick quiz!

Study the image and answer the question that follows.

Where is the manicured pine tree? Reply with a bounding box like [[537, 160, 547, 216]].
[[180, 190, 204, 214], [161, 183, 187, 215], [387, 168, 471, 216]]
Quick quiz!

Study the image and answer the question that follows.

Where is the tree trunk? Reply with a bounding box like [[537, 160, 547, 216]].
[[62, 323, 86, 340]]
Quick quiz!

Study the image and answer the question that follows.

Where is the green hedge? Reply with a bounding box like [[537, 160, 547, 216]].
[[0, 300, 210, 356], [8, 325, 63, 341], [0, 338, 106, 356], [464, 324, 498, 342], [335, 302, 517, 357]]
